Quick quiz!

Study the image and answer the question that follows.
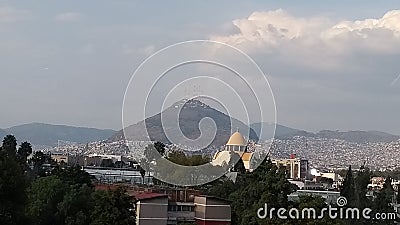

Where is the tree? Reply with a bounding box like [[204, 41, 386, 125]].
[[372, 177, 396, 225], [354, 165, 372, 209], [144, 144, 161, 162], [51, 166, 93, 187], [167, 150, 210, 166], [154, 141, 166, 156], [29, 151, 54, 177], [139, 157, 151, 183], [90, 188, 134, 225], [374, 177, 395, 210], [143, 142, 170, 164], [340, 165, 356, 207], [233, 157, 246, 174], [17, 141, 32, 160], [138, 165, 146, 184], [226, 158, 295, 225], [203, 176, 237, 200], [27, 168, 98, 225], [17, 141, 32, 169], [0, 144, 28, 225], [57, 184, 94, 225], [26, 176, 66, 225], [0, 135, 29, 225], [2, 135, 17, 158]]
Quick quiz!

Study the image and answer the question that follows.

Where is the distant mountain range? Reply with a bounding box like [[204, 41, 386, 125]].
[[251, 123, 314, 140], [1, 100, 399, 147], [109, 99, 259, 148], [315, 130, 400, 143], [251, 122, 400, 143], [0, 123, 115, 147]]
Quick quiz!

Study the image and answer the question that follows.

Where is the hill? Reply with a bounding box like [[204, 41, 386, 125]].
[[110, 99, 259, 148], [251, 122, 399, 143], [1, 123, 115, 146], [251, 123, 314, 140], [316, 130, 399, 143]]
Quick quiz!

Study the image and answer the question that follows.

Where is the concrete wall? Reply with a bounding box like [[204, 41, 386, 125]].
[[194, 196, 231, 225], [136, 197, 168, 225]]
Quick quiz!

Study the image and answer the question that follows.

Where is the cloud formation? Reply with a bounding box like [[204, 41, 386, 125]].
[[210, 9, 400, 133], [211, 9, 400, 58]]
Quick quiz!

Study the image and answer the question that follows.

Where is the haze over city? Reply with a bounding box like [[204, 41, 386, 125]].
[[1, 0, 400, 134]]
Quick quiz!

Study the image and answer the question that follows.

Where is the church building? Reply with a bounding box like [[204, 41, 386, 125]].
[[212, 131, 254, 171]]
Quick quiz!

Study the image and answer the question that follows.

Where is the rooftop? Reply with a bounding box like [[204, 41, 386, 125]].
[[226, 131, 247, 146]]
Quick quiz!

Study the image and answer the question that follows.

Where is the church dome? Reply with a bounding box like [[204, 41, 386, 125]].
[[226, 131, 247, 146]]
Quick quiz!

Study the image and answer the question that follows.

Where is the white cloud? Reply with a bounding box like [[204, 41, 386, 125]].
[[325, 10, 400, 37], [211, 9, 400, 58], [0, 6, 30, 23], [55, 12, 82, 22], [212, 9, 328, 49]]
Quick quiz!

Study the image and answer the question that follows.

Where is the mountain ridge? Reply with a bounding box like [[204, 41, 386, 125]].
[[0, 123, 116, 147], [110, 99, 259, 148], [1, 111, 399, 147], [251, 122, 400, 143], [251, 122, 314, 140]]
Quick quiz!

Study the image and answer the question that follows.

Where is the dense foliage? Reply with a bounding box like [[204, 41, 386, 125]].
[[204, 157, 399, 225], [0, 135, 134, 225]]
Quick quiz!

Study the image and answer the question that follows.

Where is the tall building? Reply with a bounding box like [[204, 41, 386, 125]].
[[101, 184, 232, 225], [272, 154, 309, 180], [132, 191, 231, 225]]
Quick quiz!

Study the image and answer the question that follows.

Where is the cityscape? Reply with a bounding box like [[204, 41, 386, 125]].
[[1, 1, 400, 225], [37, 134, 400, 172], [2, 129, 399, 225]]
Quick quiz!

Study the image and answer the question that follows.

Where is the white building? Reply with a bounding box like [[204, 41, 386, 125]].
[[212, 131, 254, 171]]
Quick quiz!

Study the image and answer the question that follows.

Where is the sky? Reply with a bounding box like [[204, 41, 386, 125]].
[[1, 0, 400, 134]]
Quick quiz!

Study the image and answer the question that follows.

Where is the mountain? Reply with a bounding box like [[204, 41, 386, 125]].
[[1, 123, 116, 147], [316, 130, 399, 143], [251, 122, 399, 143], [110, 99, 259, 148], [251, 123, 314, 140]]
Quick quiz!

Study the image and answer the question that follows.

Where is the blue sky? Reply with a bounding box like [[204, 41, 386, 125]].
[[1, 1, 400, 134]]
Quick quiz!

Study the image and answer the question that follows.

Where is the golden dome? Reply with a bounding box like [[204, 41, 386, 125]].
[[226, 131, 247, 146]]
